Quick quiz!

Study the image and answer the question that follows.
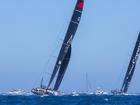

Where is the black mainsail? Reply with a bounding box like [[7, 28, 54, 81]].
[[54, 45, 71, 90], [47, 0, 84, 90], [121, 32, 140, 93]]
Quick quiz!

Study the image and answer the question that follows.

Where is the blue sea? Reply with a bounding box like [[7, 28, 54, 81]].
[[0, 95, 140, 105]]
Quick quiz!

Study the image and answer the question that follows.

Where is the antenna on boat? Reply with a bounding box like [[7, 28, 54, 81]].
[[85, 72, 92, 92], [86, 73, 88, 92], [40, 77, 43, 88]]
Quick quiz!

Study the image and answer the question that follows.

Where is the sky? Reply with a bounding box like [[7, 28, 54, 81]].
[[0, 0, 140, 93]]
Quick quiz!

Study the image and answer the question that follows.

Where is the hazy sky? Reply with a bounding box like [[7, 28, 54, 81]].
[[0, 0, 140, 93]]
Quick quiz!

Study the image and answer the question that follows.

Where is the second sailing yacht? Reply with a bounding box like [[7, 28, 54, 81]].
[[111, 32, 140, 95]]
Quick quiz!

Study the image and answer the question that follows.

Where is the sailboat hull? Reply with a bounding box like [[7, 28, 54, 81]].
[[31, 88, 60, 96], [111, 89, 123, 95]]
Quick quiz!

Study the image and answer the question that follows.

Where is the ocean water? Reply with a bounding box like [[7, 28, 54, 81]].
[[0, 95, 140, 105]]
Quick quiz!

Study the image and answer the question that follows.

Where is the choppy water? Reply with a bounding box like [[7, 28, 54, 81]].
[[0, 95, 140, 105]]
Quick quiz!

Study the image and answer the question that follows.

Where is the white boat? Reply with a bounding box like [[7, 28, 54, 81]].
[[95, 88, 108, 95], [70, 91, 79, 96], [8, 89, 26, 95], [78, 91, 94, 95]]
